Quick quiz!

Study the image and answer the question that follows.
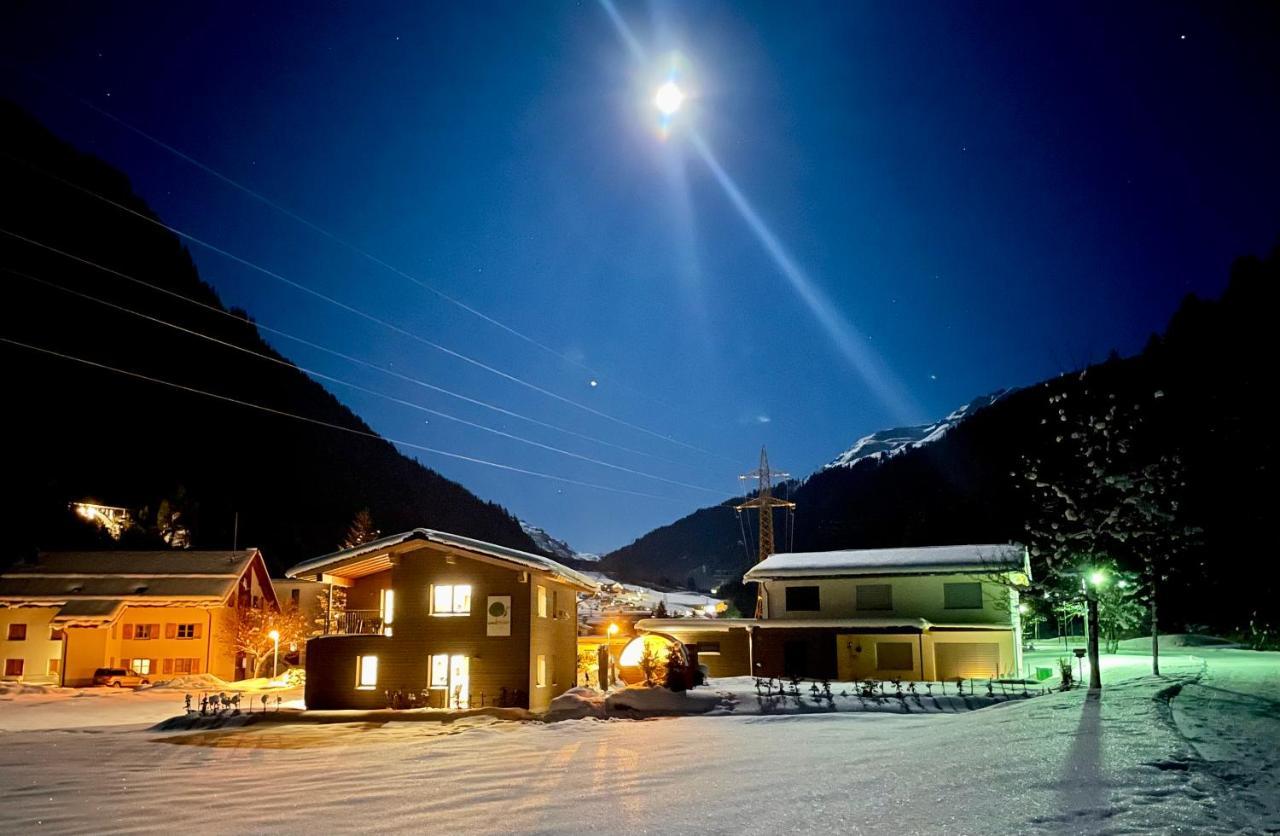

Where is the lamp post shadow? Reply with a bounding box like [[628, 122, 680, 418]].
[[1060, 693, 1108, 819]]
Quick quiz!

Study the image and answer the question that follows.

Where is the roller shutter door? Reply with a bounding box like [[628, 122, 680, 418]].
[[935, 642, 1000, 680]]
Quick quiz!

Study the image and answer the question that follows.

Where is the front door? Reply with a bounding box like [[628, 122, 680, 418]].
[[449, 655, 469, 709]]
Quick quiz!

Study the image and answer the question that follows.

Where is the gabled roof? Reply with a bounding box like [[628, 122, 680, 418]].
[[0, 549, 265, 623], [744, 543, 1029, 582], [285, 529, 598, 592]]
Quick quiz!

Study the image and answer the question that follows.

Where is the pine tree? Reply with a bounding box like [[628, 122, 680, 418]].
[[341, 508, 380, 550], [664, 642, 688, 692], [653, 599, 669, 618]]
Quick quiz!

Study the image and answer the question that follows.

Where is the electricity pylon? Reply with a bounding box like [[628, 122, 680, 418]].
[[736, 446, 796, 617]]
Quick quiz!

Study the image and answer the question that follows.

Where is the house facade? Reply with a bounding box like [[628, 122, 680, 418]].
[[746, 544, 1028, 681], [637, 544, 1028, 682], [0, 549, 276, 686], [286, 528, 597, 712]]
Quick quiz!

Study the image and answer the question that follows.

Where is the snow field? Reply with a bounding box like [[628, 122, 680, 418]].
[[0, 648, 1275, 834]]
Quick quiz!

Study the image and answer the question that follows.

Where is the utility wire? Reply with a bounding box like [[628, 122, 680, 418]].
[[19, 66, 712, 425], [3, 265, 726, 497], [1, 151, 739, 464], [0, 225, 706, 473], [0, 334, 690, 504]]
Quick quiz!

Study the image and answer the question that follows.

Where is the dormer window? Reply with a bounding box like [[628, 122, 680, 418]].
[[431, 584, 471, 616]]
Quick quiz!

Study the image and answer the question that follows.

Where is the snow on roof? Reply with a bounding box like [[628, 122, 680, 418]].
[[0, 550, 260, 604], [285, 528, 597, 591], [745, 543, 1027, 581]]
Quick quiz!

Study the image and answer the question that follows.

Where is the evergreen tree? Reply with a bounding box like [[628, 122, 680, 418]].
[[664, 642, 688, 692], [341, 508, 380, 550], [653, 599, 669, 618]]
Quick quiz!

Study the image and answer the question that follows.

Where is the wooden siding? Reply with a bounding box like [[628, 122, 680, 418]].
[[302, 543, 580, 711]]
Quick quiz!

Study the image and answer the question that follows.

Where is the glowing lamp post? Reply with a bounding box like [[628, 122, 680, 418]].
[[268, 629, 280, 679], [1083, 570, 1104, 692], [605, 623, 620, 689]]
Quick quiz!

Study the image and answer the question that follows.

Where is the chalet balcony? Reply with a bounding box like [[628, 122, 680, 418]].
[[328, 609, 385, 635]]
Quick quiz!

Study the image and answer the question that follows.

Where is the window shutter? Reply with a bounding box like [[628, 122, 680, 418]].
[[165, 623, 177, 639], [193, 623, 203, 639], [151, 624, 161, 640], [123, 624, 134, 640], [121, 658, 131, 670], [163, 658, 173, 674], [192, 658, 200, 674]]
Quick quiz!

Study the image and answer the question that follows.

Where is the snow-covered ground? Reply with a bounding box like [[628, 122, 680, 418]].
[[0, 647, 1275, 833]]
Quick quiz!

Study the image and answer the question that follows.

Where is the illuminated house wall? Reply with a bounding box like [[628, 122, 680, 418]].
[[290, 529, 595, 712]]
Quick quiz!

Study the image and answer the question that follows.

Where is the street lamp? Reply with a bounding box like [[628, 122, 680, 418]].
[[606, 623, 620, 688], [268, 629, 280, 679]]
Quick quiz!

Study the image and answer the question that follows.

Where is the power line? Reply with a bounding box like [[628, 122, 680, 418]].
[[0, 226, 701, 472], [3, 264, 726, 497], [2, 151, 739, 465], [20, 66, 709, 422], [0, 334, 690, 505]]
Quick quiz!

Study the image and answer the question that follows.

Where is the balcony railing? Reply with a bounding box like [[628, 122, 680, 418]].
[[328, 609, 384, 635]]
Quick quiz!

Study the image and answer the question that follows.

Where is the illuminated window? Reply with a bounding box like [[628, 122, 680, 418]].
[[944, 583, 984, 610], [380, 589, 396, 625], [132, 658, 152, 675], [176, 624, 196, 639], [537, 586, 548, 618], [856, 584, 893, 611], [431, 584, 471, 615], [7, 624, 26, 641], [4, 659, 22, 677], [47, 658, 60, 675], [536, 655, 547, 688], [429, 654, 449, 688], [356, 655, 378, 689]]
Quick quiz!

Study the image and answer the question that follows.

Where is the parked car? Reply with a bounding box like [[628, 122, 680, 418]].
[[92, 668, 149, 687]]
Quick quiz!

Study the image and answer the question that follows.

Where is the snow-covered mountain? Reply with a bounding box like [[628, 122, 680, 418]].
[[824, 390, 1010, 470], [519, 521, 600, 562]]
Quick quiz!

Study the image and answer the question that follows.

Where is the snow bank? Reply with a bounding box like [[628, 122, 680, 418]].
[[0, 681, 68, 698], [545, 686, 606, 720], [1115, 633, 1239, 650], [604, 684, 724, 716]]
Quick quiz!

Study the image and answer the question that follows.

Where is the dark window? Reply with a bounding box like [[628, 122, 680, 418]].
[[290, 589, 301, 607], [4, 658, 23, 677], [7, 624, 27, 641], [783, 641, 808, 677], [944, 582, 984, 609], [876, 642, 914, 671], [784, 586, 820, 612], [856, 584, 893, 611]]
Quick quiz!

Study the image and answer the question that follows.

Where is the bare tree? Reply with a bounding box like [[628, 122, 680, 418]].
[[225, 604, 311, 678]]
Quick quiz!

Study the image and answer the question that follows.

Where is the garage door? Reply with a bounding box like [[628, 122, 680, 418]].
[[934, 642, 1000, 680]]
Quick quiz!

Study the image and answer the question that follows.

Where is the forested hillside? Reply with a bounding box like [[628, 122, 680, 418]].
[[602, 245, 1277, 631], [0, 100, 541, 572]]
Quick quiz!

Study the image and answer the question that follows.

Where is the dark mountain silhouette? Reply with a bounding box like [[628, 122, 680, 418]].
[[0, 100, 541, 572], [601, 244, 1277, 631]]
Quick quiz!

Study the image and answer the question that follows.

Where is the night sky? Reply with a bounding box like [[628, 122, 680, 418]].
[[3, 2, 1278, 554]]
